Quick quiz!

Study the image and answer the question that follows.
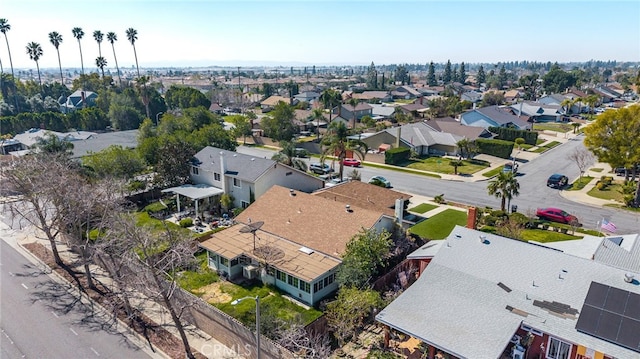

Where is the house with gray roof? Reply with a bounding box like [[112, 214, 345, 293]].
[[361, 122, 463, 157], [509, 101, 563, 122], [60, 90, 97, 112], [460, 105, 531, 130], [369, 103, 397, 120], [190, 146, 323, 209], [376, 225, 640, 359]]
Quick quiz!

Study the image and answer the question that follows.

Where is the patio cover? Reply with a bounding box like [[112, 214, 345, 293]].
[[161, 184, 224, 200]]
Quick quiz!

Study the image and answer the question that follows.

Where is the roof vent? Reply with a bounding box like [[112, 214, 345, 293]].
[[479, 235, 487, 244], [299, 247, 314, 255], [289, 189, 296, 196], [454, 233, 461, 239], [624, 273, 635, 283], [346, 204, 352, 213], [251, 158, 255, 161]]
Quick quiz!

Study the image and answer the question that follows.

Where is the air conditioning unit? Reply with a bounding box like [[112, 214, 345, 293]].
[[243, 265, 258, 280]]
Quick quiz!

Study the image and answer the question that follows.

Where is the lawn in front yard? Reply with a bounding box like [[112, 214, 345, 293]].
[[520, 229, 582, 243], [567, 176, 593, 191], [406, 157, 489, 175], [409, 209, 468, 239], [532, 141, 562, 153], [408, 203, 438, 214], [588, 183, 624, 202], [533, 123, 573, 133]]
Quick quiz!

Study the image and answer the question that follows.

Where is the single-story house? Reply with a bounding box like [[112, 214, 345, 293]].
[[13, 128, 96, 151], [335, 102, 374, 122], [391, 85, 422, 99], [377, 225, 640, 359], [426, 117, 493, 140], [509, 101, 563, 122], [461, 90, 483, 103], [460, 105, 531, 130], [369, 103, 397, 120], [294, 91, 320, 104], [361, 122, 463, 157], [260, 95, 295, 111], [352, 91, 393, 103]]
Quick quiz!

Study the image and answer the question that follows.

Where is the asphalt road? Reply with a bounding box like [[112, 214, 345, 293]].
[[0, 239, 153, 359], [237, 138, 640, 234]]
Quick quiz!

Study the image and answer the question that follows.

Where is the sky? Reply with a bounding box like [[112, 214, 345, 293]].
[[2, 0, 639, 70]]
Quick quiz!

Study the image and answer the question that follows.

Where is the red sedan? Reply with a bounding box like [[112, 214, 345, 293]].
[[536, 207, 580, 225], [342, 158, 362, 167]]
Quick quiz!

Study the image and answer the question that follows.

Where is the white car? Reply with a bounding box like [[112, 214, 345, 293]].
[[325, 178, 347, 187], [369, 175, 391, 188]]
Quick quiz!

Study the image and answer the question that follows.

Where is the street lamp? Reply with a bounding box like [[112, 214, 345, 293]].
[[231, 296, 260, 359], [155, 112, 163, 126]]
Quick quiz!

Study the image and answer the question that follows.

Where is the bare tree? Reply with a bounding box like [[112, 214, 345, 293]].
[[276, 323, 331, 359], [106, 214, 198, 359], [567, 148, 594, 178]]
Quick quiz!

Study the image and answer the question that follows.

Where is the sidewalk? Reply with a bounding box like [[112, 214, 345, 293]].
[[1, 221, 241, 359], [559, 163, 621, 208]]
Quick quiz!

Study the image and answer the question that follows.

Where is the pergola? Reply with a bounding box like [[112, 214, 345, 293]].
[[161, 184, 224, 218]]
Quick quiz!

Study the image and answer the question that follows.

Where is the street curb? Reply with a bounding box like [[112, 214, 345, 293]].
[[14, 239, 172, 359]]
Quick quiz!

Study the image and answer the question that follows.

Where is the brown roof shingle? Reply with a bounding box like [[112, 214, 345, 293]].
[[312, 181, 410, 217]]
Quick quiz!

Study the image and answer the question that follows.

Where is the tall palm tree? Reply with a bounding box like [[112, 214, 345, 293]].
[[72, 27, 85, 75], [321, 121, 367, 180], [93, 30, 103, 58], [319, 88, 342, 124], [0, 18, 19, 111], [26, 42, 43, 94], [560, 98, 573, 116], [136, 75, 151, 119], [271, 141, 307, 172], [348, 97, 360, 129], [95, 56, 107, 78], [311, 107, 325, 141], [126, 27, 140, 79], [487, 171, 520, 212], [106, 32, 122, 86], [48, 32, 64, 86]]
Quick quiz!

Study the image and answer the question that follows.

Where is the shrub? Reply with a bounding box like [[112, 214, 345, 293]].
[[433, 193, 446, 204], [509, 212, 529, 225], [385, 147, 411, 165], [475, 138, 515, 159], [488, 126, 538, 145], [179, 218, 193, 227]]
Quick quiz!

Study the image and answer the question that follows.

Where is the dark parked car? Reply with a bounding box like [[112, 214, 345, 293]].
[[536, 207, 580, 225], [547, 174, 568, 188]]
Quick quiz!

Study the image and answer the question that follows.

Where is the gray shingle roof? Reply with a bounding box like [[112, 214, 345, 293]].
[[475, 105, 530, 128], [376, 225, 640, 359], [383, 122, 462, 147], [194, 146, 276, 182]]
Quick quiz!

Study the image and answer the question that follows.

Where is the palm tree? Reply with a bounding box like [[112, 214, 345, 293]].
[[271, 141, 307, 172], [348, 97, 360, 130], [48, 32, 64, 86], [72, 27, 85, 75], [93, 30, 103, 58], [135, 75, 151, 119], [106, 32, 122, 86], [26, 42, 43, 94], [1, 18, 19, 111], [95, 56, 107, 78], [126, 27, 140, 79], [560, 98, 573, 116], [321, 121, 367, 180], [319, 88, 342, 124], [487, 171, 520, 212], [311, 107, 325, 141]]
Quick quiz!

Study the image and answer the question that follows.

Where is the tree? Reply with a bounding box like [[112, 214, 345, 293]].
[[321, 121, 367, 180], [477, 65, 486, 85], [276, 323, 331, 359], [336, 228, 391, 289], [394, 64, 408, 85], [26, 42, 44, 95], [319, 88, 342, 123], [126, 28, 141, 79], [583, 94, 599, 114], [450, 159, 463, 175], [106, 32, 122, 86], [584, 105, 640, 204], [135, 75, 152, 119], [92, 30, 103, 59], [459, 62, 466, 84], [72, 27, 85, 76], [95, 56, 107, 78], [227, 114, 252, 144], [518, 73, 541, 101], [560, 98, 573, 115], [498, 65, 507, 89], [310, 107, 325, 140], [571, 122, 581, 134], [543, 64, 576, 94], [427, 61, 437, 86], [366, 61, 377, 89], [48, 32, 64, 86], [567, 147, 594, 178], [514, 137, 525, 150], [260, 101, 296, 142], [347, 97, 359, 129], [1, 18, 19, 111], [165, 85, 211, 110], [456, 138, 478, 159], [153, 137, 195, 187], [487, 171, 520, 212], [271, 141, 308, 172], [480, 91, 505, 107], [33, 131, 74, 155], [325, 287, 384, 346], [443, 60, 452, 84], [82, 145, 145, 179]]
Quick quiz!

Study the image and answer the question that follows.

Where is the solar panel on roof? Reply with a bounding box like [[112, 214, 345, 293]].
[[584, 282, 609, 308], [604, 287, 630, 314], [625, 293, 640, 318], [618, 318, 640, 349], [596, 311, 623, 342], [575, 305, 601, 333]]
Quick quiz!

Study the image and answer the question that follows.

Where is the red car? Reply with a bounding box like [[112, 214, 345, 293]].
[[536, 207, 580, 225], [342, 158, 362, 167]]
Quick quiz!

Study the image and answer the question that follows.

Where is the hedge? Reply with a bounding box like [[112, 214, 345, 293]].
[[489, 126, 538, 145], [475, 138, 515, 159], [385, 147, 411, 165]]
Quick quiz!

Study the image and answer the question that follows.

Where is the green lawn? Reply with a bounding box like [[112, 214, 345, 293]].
[[532, 141, 562, 153], [408, 203, 438, 214], [588, 183, 624, 202], [567, 176, 593, 191], [533, 123, 573, 132], [590, 168, 604, 173], [406, 157, 489, 175], [365, 162, 442, 178], [482, 166, 504, 178], [176, 251, 219, 291], [520, 229, 582, 242], [409, 209, 468, 239]]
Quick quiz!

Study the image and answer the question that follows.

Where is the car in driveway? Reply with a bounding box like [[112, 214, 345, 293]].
[[341, 158, 361, 167], [325, 177, 347, 187], [547, 174, 569, 188], [536, 207, 580, 225], [369, 175, 391, 188], [309, 163, 333, 175]]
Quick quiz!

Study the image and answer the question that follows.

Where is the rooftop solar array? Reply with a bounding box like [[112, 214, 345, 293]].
[[576, 282, 640, 352]]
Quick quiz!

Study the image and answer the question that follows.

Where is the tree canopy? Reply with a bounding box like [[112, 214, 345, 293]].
[[336, 228, 392, 289]]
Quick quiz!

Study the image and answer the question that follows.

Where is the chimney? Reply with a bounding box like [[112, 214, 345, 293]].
[[394, 198, 404, 224], [467, 207, 477, 229], [395, 127, 401, 148], [219, 152, 227, 193]]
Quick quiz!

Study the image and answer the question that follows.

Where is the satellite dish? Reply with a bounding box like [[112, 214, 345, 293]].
[[240, 221, 264, 250]]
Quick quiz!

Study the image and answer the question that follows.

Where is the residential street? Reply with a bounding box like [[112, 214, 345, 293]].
[[237, 135, 640, 234]]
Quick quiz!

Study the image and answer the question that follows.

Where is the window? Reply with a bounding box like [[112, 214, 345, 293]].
[[520, 324, 543, 337], [220, 257, 229, 267], [192, 167, 199, 175], [241, 201, 249, 209], [324, 273, 335, 287], [230, 258, 239, 266], [300, 281, 310, 293], [288, 275, 299, 288], [233, 178, 241, 187], [276, 270, 287, 282], [214, 173, 221, 181], [313, 280, 324, 293], [266, 265, 275, 276], [547, 337, 571, 359]]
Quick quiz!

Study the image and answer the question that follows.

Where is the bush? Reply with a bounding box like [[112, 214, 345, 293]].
[[475, 138, 515, 159], [179, 218, 193, 227], [384, 147, 411, 165], [509, 212, 529, 225], [488, 126, 538, 145]]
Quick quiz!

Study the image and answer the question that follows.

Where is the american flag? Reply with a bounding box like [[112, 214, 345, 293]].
[[601, 219, 617, 233]]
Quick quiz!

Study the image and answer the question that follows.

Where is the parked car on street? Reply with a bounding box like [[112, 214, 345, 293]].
[[341, 158, 362, 167], [547, 174, 569, 188], [325, 177, 347, 187], [309, 163, 333, 175], [536, 207, 581, 225], [369, 175, 391, 188]]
